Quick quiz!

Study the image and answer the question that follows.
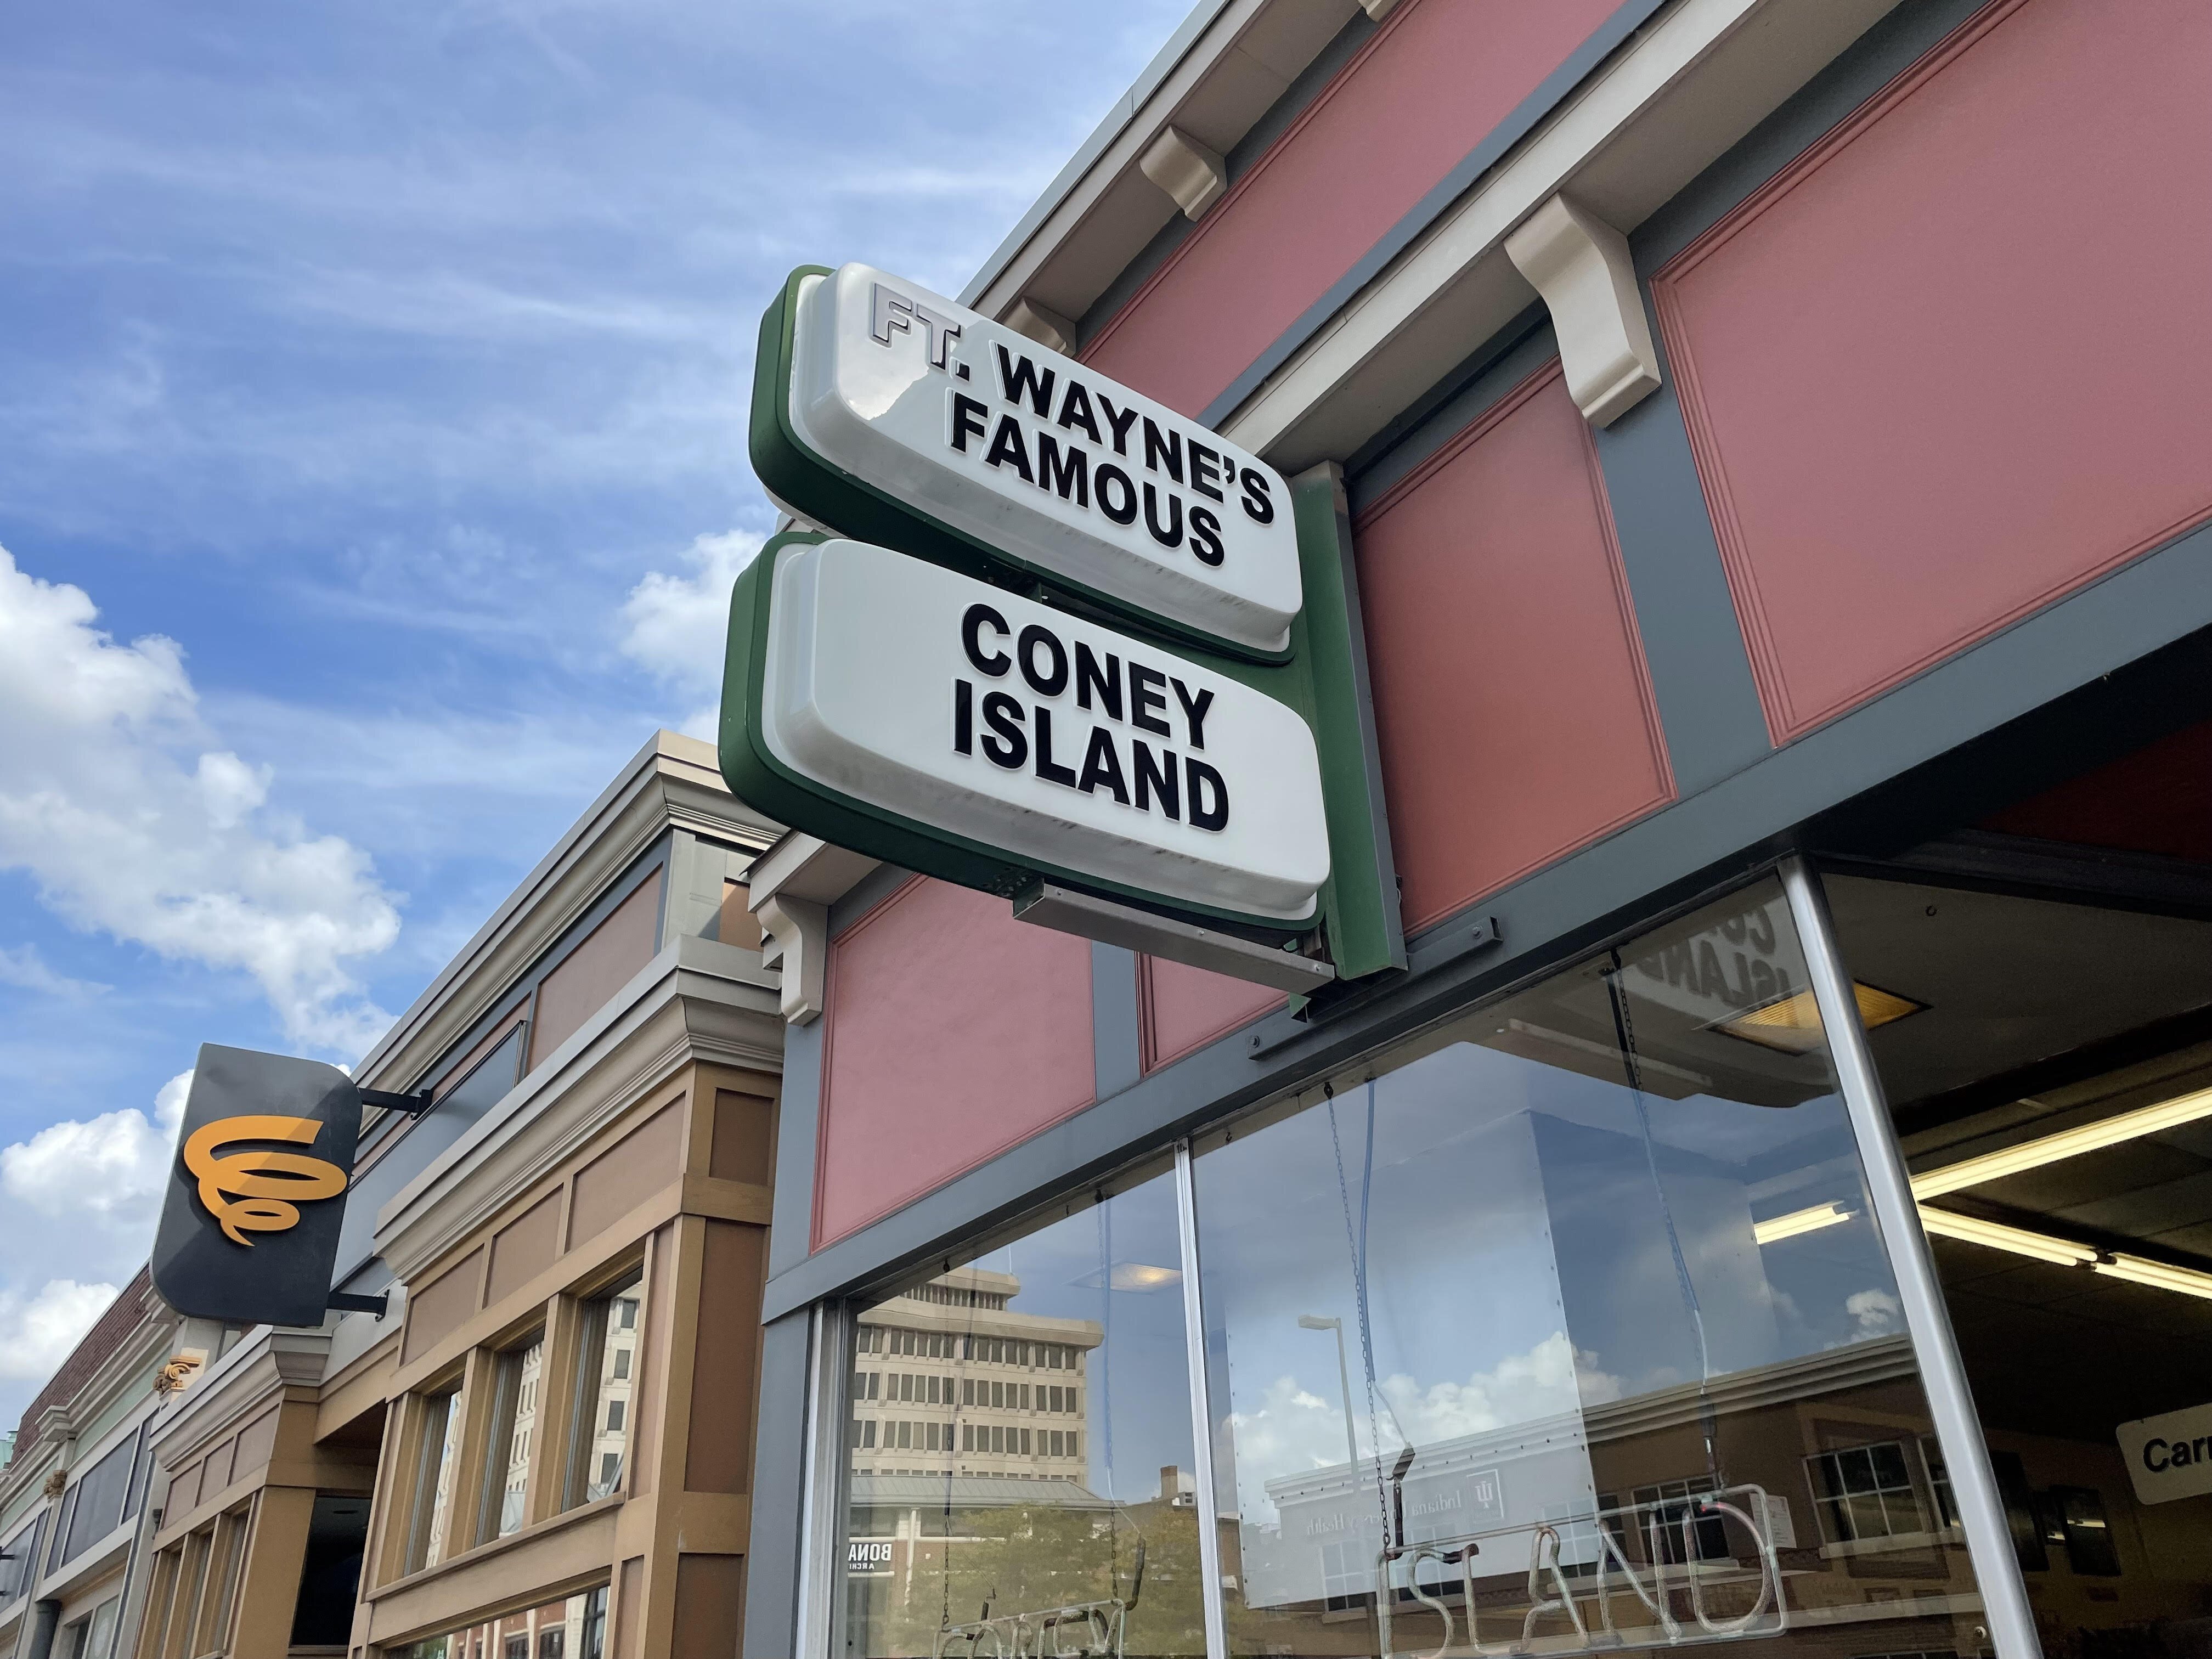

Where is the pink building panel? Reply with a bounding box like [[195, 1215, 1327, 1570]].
[[814, 878, 1096, 1248], [1356, 362, 1672, 933], [1141, 957, 1284, 1073], [1655, 0, 2212, 743], [1082, 0, 1624, 416]]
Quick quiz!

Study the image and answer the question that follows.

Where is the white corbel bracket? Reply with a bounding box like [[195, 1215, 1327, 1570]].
[[1504, 193, 1662, 427], [1139, 125, 1228, 221], [747, 833, 882, 1025], [1003, 297, 1076, 356]]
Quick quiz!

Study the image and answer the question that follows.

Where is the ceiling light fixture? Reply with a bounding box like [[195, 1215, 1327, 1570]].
[[2092, 1253, 2212, 1301], [1713, 983, 1925, 1055], [1915, 1206, 2100, 1267], [1911, 1085, 2212, 1198], [1752, 1201, 1855, 1245]]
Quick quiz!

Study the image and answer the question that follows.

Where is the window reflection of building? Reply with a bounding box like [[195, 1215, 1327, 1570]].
[[398, 1587, 606, 1659], [847, 1268, 1101, 1482], [575, 1283, 641, 1504]]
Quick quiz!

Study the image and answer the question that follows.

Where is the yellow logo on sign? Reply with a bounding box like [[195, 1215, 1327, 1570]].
[[182, 1116, 348, 1246]]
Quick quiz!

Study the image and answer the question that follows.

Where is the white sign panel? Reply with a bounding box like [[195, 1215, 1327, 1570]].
[[2119, 1402, 2212, 1504], [760, 538, 1329, 922], [787, 262, 1304, 657]]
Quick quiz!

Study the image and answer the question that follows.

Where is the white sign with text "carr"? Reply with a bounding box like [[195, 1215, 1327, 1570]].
[[2119, 1402, 2212, 1504], [788, 262, 1303, 657], [759, 539, 1329, 922]]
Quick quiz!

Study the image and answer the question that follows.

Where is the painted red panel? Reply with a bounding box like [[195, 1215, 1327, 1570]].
[[1982, 720, 2212, 866], [1140, 957, 1283, 1073], [1655, 0, 2212, 744], [1082, 0, 1623, 416], [1356, 362, 1673, 933], [815, 879, 1094, 1248]]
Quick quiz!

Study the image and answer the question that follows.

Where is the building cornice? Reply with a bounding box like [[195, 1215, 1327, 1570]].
[[375, 938, 783, 1283], [354, 731, 779, 1095], [148, 1327, 332, 1472]]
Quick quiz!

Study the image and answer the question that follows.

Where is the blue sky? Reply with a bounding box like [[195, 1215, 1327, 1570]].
[[0, 0, 1191, 1428]]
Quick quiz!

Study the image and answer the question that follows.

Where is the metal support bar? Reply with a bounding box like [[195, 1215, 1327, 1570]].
[[326, 1291, 389, 1317], [795, 1301, 848, 1659], [1780, 858, 2041, 1659], [358, 1087, 433, 1115], [1173, 1142, 1229, 1659]]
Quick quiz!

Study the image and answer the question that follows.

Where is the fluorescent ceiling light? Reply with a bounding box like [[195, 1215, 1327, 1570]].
[[1713, 983, 1925, 1055], [1911, 1086, 2212, 1199], [1753, 1201, 1855, 1245], [1915, 1207, 2100, 1266], [1916, 1210, 2212, 1301], [2094, 1254, 2212, 1301]]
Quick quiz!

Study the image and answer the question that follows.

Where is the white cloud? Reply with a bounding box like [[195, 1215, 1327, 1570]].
[[0, 1068, 187, 1223], [0, 1071, 186, 1414], [1225, 1333, 1623, 1523], [0, 1280, 122, 1383], [0, 547, 399, 1053], [619, 529, 764, 737], [1846, 1288, 1902, 1338], [0, 943, 108, 998]]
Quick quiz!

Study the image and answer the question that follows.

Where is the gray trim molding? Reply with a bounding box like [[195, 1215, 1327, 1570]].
[[1091, 943, 1143, 1103]]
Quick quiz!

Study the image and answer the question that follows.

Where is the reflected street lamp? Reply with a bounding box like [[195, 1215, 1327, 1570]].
[[1298, 1314, 1359, 1474]]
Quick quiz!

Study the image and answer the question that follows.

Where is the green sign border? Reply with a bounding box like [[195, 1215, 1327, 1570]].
[[749, 265, 1295, 668], [720, 463, 1406, 974]]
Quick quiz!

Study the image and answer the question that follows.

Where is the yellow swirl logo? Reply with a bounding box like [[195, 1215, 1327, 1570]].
[[183, 1116, 348, 1246]]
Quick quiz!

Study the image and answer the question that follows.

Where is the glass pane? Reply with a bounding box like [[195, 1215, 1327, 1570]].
[[398, 1588, 605, 1659], [1827, 867, 2212, 1657], [484, 1332, 545, 1540], [839, 1169, 1201, 1657], [568, 1277, 642, 1508], [1194, 877, 1984, 1658], [411, 1390, 464, 1572]]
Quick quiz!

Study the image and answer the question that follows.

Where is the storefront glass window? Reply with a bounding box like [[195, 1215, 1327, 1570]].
[[408, 1387, 464, 1572], [839, 1166, 1203, 1657], [566, 1274, 642, 1509], [1826, 867, 2212, 1659], [397, 1588, 607, 1659], [482, 1329, 544, 1541], [1192, 878, 1987, 1658]]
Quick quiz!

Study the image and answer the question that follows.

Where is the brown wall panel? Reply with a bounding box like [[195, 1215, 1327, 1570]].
[[709, 1089, 774, 1187], [529, 876, 663, 1070], [1356, 362, 1673, 932], [568, 1103, 682, 1250], [670, 1554, 744, 1659], [486, 1193, 562, 1306], [815, 879, 1096, 1249], [229, 1409, 278, 1485], [684, 1222, 765, 1496], [400, 1249, 482, 1365], [716, 882, 762, 951], [1654, 0, 2212, 743]]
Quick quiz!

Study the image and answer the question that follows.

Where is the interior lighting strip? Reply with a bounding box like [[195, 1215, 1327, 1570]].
[[1912, 1207, 2099, 1266], [1761, 1200, 2212, 1299], [1753, 1085, 2212, 1246], [1909, 1085, 2212, 1198]]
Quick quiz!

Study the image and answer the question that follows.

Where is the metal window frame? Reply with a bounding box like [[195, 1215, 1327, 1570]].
[[798, 860, 2043, 1659], [1781, 856, 2040, 1659]]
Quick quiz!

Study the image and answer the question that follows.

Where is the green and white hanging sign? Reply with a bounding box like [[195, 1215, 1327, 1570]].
[[723, 263, 1403, 988]]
